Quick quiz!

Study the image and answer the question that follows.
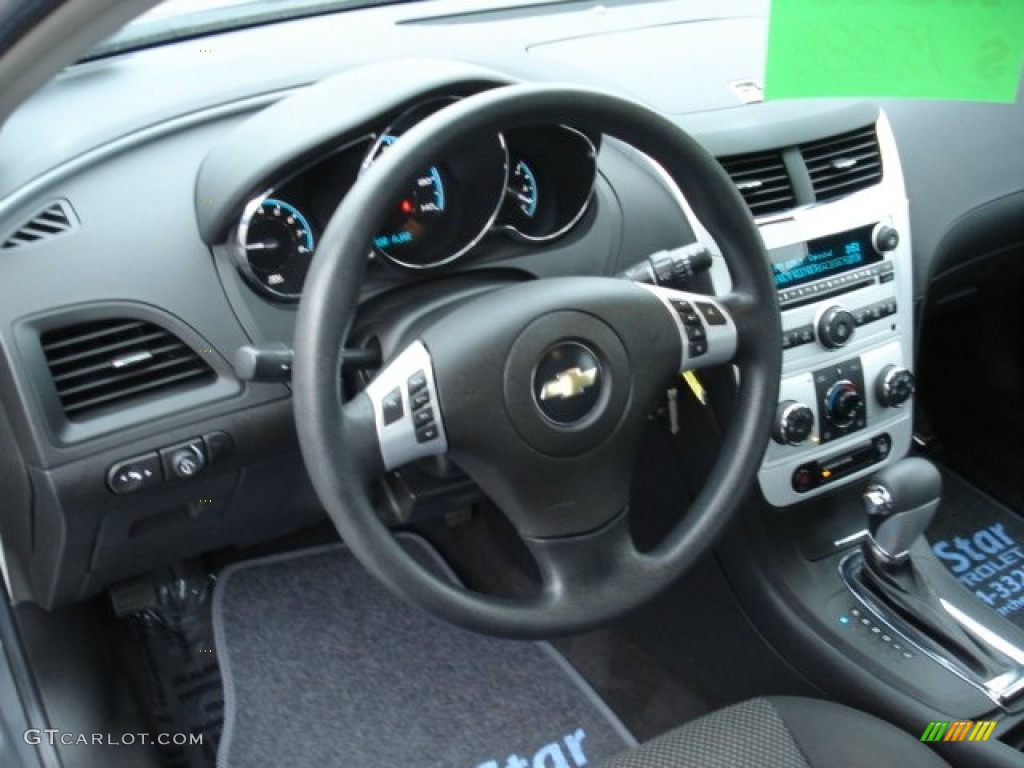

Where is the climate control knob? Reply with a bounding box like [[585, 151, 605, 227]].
[[772, 400, 815, 445], [817, 305, 857, 349], [876, 365, 916, 407], [824, 380, 864, 428]]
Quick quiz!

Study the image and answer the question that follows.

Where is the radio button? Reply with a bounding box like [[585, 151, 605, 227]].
[[873, 225, 900, 253], [817, 305, 857, 348]]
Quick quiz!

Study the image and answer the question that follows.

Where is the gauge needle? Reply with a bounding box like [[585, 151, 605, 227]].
[[245, 239, 280, 251], [507, 188, 534, 205]]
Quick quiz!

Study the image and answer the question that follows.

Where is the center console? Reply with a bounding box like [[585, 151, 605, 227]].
[[757, 114, 916, 507]]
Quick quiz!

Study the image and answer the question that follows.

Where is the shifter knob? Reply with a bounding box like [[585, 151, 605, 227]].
[[864, 458, 943, 565]]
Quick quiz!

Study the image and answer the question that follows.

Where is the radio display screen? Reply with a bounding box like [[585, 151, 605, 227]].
[[770, 225, 881, 289]]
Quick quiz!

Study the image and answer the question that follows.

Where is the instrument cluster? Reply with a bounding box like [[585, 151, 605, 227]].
[[231, 98, 598, 301]]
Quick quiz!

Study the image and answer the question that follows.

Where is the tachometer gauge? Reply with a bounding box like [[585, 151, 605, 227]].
[[235, 197, 315, 300]]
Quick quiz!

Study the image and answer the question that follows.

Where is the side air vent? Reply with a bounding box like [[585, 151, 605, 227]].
[[802, 125, 883, 202], [718, 151, 796, 217], [2, 200, 77, 250], [41, 318, 216, 420]]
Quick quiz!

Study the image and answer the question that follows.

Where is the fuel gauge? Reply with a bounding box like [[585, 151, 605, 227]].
[[508, 160, 539, 219]]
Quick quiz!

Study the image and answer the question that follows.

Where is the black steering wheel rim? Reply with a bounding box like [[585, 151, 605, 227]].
[[292, 83, 781, 638]]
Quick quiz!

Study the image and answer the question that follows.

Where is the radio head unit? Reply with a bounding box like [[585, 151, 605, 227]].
[[772, 223, 898, 309]]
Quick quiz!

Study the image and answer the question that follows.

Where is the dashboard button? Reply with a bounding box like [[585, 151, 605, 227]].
[[203, 431, 234, 465], [107, 452, 162, 494], [164, 443, 207, 480]]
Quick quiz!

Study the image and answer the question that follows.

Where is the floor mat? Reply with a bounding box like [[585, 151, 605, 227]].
[[213, 537, 635, 768], [926, 467, 1024, 631]]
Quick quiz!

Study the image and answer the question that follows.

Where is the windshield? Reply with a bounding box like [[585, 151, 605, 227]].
[[85, 0, 419, 60]]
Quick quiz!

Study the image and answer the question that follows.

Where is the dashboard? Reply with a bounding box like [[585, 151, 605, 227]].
[[0, 0, 1021, 611]]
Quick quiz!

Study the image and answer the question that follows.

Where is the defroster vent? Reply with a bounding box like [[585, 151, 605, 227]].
[[802, 125, 883, 202], [718, 151, 796, 217], [41, 318, 216, 420], [2, 200, 77, 250]]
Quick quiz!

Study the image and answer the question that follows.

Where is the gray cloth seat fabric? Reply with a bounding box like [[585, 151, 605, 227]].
[[599, 696, 950, 768]]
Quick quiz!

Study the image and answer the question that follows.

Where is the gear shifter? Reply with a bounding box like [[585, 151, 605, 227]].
[[864, 458, 942, 566], [858, 458, 1011, 679]]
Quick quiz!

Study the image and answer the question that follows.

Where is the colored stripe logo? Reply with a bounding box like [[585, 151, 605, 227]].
[[920, 721, 996, 742]]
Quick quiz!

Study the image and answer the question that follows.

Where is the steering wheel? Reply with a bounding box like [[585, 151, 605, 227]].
[[292, 84, 781, 639]]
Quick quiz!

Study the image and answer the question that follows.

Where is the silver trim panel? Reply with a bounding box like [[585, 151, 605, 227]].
[[364, 341, 448, 470], [840, 552, 1024, 712]]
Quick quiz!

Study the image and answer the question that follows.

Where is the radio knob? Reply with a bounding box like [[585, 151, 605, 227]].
[[773, 400, 815, 445], [824, 380, 864, 428], [876, 365, 916, 407], [817, 305, 857, 349], [873, 224, 900, 253]]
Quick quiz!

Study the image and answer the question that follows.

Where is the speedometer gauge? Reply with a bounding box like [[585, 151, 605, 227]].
[[362, 98, 508, 270], [369, 135, 453, 262], [235, 196, 315, 301]]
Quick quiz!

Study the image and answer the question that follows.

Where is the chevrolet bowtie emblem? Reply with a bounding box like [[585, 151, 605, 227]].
[[539, 367, 598, 401]]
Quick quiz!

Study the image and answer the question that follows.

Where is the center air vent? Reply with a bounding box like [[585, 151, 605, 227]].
[[41, 318, 216, 421], [718, 151, 796, 217], [802, 125, 883, 203]]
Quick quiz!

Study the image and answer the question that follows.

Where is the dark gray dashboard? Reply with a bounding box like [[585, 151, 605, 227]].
[[0, 0, 1020, 608]]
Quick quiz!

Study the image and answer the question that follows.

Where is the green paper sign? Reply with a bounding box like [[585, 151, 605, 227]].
[[765, 0, 1024, 103]]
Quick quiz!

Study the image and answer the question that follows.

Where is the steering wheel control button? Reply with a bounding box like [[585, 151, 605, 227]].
[[365, 341, 448, 470], [410, 388, 431, 410], [382, 387, 404, 426], [107, 453, 162, 494], [696, 301, 726, 326], [669, 297, 711, 359], [407, 370, 427, 394], [533, 343, 603, 425], [415, 423, 440, 443]]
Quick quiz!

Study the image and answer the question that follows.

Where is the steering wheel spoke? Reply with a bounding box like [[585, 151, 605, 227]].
[[524, 512, 639, 607], [363, 341, 448, 470]]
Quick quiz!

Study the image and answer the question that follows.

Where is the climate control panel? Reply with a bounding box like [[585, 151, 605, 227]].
[[759, 341, 915, 506]]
